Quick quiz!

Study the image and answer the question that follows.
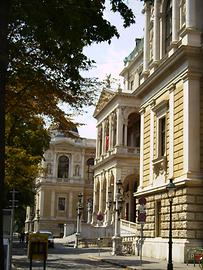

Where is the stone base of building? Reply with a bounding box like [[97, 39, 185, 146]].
[[134, 237, 203, 263]]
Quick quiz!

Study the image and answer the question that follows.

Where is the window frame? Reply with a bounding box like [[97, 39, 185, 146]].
[[153, 100, 168, 159], [58, 197, 66, 212], [57, 155, 69, 179], [164, 0, 172, 53], [155, 200, 162, 237]]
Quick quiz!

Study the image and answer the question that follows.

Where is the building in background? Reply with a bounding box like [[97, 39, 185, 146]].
[[25, 127, 95, 237], [92, 0, 203, 262]]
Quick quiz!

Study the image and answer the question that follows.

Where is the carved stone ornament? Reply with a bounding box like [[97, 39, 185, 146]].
[[152, 156, 167, 177]]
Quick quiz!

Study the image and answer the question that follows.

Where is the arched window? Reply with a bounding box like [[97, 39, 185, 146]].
[[58, 155, 69, 178], [165, 0, 172, 52]]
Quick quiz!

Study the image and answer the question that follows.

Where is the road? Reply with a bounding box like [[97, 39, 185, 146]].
[[12, 242, 123, 270]]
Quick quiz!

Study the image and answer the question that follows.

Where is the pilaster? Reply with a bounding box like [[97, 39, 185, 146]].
[[169, 85, 175, 179], [172, 0, 179, 44], [143, 2, 150, 75], [149, 100, 155, 186], [183, 74, 200, 174], [138, 107, 145, 190], [153, 0, 160, 63], [116, 107, 123, 146]]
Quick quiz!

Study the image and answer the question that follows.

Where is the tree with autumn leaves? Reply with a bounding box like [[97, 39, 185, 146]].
[[0, 0, 139, 266]]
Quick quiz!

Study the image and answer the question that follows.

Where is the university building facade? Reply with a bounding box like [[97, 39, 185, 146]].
[[25, 128, 95, 237], [92, 0, 203, 262]]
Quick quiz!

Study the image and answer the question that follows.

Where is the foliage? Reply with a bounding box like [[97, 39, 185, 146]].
[[4, 0, 136, 218], [6, 0, 135, 132], [5, 114, 50, 207]]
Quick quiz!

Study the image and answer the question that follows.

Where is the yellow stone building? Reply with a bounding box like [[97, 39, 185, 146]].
[[93, 0, 203, 262], [25, 128, 95, 237]]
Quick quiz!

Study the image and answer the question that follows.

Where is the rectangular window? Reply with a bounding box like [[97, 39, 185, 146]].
[[58, 197, 65, 211], [155, 201, 161, 237], [159, 116, 166, 156]]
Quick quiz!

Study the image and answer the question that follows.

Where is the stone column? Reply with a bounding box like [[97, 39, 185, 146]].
[[91, 180, 98, 224], [99, 177, 104, 213], [124, 122, 128, 146], [149, 100, 155, 186], [169, 85, 175, 178], [69, 192, 73, 218], [53, 153, 57, 179], [172, 0, 179, 44], [51, 190, 55, 217], [81, 149, 85, 179], [102, 121, 105, 155], [153, 0, 160, 63], [96, 126, 99, 159], [185, 0, 196, 29], [109, 114, 112, 150], [183, 74, 200, 174], [143, 2, 150, 74], [138, 108, 145, 190], [116, 107, 123, 146]]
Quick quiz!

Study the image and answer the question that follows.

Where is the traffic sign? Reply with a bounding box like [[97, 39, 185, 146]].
[[138, 212, 146, 223], [138, 197, 146, 205], [96, 213, 103, 221]]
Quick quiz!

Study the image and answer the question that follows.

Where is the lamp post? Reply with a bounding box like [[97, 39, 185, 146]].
[[112, 179, 123, 255], [74, 193, 83, 248], [36, 194, 40, 232], [87, 198, 93, 224], [106, 190, 113, 225], [166, 178, 176, 270]]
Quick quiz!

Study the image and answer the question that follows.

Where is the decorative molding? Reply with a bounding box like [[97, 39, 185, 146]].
[[152, 156, 167, 178]]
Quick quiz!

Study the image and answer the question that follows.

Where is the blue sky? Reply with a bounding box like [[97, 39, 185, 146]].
[[74, 0, 144, 139]]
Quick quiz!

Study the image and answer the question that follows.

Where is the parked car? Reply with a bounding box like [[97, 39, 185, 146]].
[[38, 230, 54, 248]]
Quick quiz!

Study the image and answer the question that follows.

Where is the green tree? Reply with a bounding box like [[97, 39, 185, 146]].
[[6, 0, 135, 131], [1, 1, 136, 266]]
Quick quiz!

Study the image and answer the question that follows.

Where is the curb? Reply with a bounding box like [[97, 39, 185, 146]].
[[88, 256, 136, 269]]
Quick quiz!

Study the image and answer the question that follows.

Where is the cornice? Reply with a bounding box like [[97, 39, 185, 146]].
[[133, 45, 203, 99]]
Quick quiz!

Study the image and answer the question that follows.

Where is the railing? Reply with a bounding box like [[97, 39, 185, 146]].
[[36, 177, 83, 184], [95, 146, 140, 164], [121, 235, 136, 255], [121, 219, 138, 234]]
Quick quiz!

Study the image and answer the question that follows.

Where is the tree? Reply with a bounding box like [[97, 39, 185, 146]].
[[2, 1, 136, 265], [6, 0, 135, 131]]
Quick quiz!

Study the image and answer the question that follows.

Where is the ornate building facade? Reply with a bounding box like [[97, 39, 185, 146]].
[[25, 129, 95, 237], [93, 0, 203, 262]]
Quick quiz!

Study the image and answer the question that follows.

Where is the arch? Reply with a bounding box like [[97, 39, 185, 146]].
[[127, 113, 140, 148], [122, 174, 139, 222], [57, 155, 69, 178]]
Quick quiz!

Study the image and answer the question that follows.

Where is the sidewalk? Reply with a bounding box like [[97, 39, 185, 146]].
[[55, 238, 200, 270], [88, 251, 198, 270]]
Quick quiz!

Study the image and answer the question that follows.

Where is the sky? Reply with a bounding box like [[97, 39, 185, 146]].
[[73, 0, 145, 139]]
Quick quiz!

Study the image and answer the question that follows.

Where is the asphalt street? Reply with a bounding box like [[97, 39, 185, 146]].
[[12, 242, 123, 270], [12, 240, 198, 270]]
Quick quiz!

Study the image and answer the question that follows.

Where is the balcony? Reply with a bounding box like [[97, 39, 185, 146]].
[[95, 146, 140, 165]]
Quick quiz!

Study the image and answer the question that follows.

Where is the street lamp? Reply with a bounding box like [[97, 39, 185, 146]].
[[74, 193, 83, 248], [106, 190, 113, 225], [36, 208, 40, 232], [36, 194, 40, 232], [112, 179, 123, 255], [87, 198, 93, 224], [166, 178, 176, 270]]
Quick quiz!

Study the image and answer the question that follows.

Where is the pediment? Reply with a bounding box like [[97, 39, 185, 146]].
[[93, 88, 115, 117], [51, 137, 82, 149]]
